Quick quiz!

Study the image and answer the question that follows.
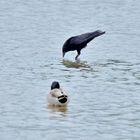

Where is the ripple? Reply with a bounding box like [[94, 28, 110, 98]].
[[95, 59, 133, 67], [132, 71, 140, 80]]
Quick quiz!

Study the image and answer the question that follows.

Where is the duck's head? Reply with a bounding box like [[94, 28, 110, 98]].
[[51, 81, 60, 90]]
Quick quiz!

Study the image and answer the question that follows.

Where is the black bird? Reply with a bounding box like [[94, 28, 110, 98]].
[[62, 30, 105, 60]]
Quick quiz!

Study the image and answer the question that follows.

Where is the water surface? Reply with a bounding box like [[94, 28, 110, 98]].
[[0, 0, 140, 140]]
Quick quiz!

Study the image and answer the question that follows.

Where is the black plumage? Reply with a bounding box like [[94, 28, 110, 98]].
[[51, 81, 60, 90], [62, 30, 105, 60]]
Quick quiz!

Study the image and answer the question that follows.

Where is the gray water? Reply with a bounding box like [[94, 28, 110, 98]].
[[0, 0, 140, 140]]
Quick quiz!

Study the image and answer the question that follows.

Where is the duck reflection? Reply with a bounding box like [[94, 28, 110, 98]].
[[47, 105, 68, 113]]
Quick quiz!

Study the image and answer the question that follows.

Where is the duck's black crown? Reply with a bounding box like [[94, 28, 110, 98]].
[[51, 81, 60, 90]]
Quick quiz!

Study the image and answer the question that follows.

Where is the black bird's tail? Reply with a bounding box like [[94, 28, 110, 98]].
[[83, 30, 105, 44]]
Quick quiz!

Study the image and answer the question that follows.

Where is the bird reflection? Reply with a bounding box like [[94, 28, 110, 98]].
[[62, 59, 91, 69], [47, 105, 68, 113]]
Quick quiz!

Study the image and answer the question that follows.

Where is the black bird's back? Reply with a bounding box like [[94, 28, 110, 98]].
[[70, 30, 105, 45]]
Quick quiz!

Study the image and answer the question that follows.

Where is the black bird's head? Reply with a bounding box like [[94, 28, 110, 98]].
[[62, 37, 72, 58], [51, 81, 60, 90]]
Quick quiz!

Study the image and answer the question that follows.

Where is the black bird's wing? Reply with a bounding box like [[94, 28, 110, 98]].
[[70, 30, 105, 45]]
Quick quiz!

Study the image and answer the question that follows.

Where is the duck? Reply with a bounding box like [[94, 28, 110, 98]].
[[47, 81, 69, 106]]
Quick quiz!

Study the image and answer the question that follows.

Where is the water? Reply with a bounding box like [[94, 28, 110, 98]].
[[0, 0, 140, 139]]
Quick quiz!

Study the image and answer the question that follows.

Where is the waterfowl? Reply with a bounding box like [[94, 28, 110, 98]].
[[47, 81, 69, 106], [62, 30, 105, 60]]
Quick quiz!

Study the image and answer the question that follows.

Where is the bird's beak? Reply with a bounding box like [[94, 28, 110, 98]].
[[63, 52, 65, 57]]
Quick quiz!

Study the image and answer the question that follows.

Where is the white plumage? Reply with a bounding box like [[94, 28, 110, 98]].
[[47, 82, 69, 106]]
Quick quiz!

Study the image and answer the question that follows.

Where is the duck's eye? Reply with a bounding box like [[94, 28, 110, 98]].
[[61, 91, 63, 94]]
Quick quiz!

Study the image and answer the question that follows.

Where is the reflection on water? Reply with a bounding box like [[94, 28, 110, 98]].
[[61, 58, 140, 87], [62, 59, 90, 69], [47, 105, 68, 113]]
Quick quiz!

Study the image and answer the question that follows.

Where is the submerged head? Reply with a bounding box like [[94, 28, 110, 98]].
[[51, 81, 60, 90]]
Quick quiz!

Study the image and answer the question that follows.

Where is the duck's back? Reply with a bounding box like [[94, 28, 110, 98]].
[[47, 89, 69, 106]]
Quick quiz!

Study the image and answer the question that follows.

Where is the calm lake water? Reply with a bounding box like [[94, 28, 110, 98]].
[[0, 0, 140, 140]]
